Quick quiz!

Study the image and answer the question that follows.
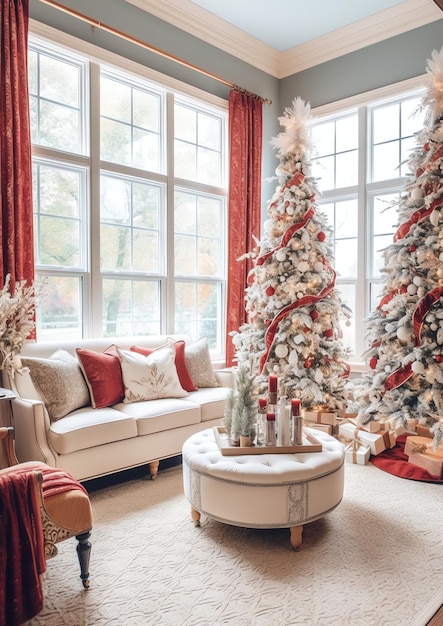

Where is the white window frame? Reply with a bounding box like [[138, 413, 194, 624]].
[[29, 21, 228, 357], [311, 76, 426, 369]]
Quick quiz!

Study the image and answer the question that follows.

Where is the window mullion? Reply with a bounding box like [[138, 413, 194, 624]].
[[356, 105, 368, 361], [89, 61, 102, 337], [165, 91, 175, 334]]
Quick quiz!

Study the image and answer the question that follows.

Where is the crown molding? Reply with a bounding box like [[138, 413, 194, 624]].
[[124, 0, 441, 78], [123, 0, 280, 76], [279, 0, 442, 78]]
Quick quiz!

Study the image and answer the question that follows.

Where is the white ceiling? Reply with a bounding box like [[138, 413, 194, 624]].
[[124, 0, 442, 77], [187, 0, 408, 52]]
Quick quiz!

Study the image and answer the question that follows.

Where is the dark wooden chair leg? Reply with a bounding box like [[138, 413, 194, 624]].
[[76, 531, 92, 589]]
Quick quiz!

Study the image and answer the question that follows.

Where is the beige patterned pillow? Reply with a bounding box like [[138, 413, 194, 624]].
[[184, 337, 219, 388], [117, 347, 188, 403], [21, 349, 90, 422]]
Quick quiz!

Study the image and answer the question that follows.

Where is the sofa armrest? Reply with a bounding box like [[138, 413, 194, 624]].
[[214, 368, 235, 388], [11, 397, 57, 466]]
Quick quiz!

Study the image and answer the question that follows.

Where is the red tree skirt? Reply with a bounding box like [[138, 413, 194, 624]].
[[371, 434, 443, 483]]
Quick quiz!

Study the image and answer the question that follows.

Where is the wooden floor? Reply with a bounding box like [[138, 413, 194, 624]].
[[427, 604, 443, 626]]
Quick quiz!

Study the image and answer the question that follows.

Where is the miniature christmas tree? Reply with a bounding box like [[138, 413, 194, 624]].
[[223, 362, 257, 443], [348, 47, 443, 446], [231, 97, 351, 409]]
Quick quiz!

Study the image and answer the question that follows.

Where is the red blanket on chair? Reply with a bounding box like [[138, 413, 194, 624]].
[[10, 461, 89, 498], [0, 471, 46, 626]]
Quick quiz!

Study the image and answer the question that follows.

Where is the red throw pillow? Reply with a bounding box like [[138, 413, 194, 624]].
[[130, 340, 197, 392], [76, 345, 125, 408]]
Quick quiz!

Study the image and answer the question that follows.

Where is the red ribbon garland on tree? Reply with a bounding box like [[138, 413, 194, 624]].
[[248, 206, 316, 286], [393, 198, 441, 242], [259, 259, 336, 373], [372, 193, 443, 391], [384, 286, 443, 390]]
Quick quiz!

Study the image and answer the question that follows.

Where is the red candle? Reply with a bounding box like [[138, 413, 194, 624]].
[[269, 374, 278, 393], [291, 398, 301, 416], [259, 398, 267, 408]]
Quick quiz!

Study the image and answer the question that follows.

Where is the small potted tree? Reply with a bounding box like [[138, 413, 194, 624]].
[[223, 363, 257, 446]]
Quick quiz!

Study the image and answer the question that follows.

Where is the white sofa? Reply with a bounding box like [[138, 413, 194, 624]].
[[3, 335, 233, 482]]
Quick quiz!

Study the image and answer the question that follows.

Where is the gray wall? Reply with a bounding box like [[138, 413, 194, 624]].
[[280, 21, 443, 111], [30, 1, 443, 215]]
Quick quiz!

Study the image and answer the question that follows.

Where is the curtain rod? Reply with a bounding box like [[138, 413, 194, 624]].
[[38, 0, 272, 105]]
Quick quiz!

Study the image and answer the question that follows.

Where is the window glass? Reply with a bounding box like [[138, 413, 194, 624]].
[[100, 74, 162, 172], [30, 37, 227, 348], [312, 89, 424, 360], [174, 102, 223, 186], [28, 46, 83, 153]]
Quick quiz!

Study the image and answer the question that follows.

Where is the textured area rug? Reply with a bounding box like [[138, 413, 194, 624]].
[[30, 461, 442, 626], [371, 434, 443, 483]]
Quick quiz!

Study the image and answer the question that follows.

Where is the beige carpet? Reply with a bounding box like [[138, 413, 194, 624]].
[[30, 460, 442, 626]]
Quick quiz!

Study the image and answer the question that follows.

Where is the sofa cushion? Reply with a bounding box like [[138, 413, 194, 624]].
[[76, 345, 125, 408], [185, 337, 220, 388], [118, 347, 188, 402], [115, 398, 201, 435], [21, 349, 90, 422], [48, 406, 138, 454], [184, 387, 232, 422], [130, 339, 197, 392]]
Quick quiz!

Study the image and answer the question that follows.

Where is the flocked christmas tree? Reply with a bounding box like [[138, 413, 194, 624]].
[[348, 47, 443, 446], [231, 97, 351, 409]]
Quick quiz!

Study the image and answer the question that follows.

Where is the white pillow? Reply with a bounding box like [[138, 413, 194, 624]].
[[117, 347, 188, 403]]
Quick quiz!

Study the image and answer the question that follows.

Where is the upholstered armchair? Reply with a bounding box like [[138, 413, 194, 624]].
[[0, 427, 93, 589]]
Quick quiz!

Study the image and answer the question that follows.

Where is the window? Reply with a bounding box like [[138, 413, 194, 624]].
[[311, 89, 425, 361], [29, 36, 228, 354]]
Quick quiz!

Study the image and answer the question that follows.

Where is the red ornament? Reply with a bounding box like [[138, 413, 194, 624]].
[[317, 231, 326, 242], [310, 309, 319, 320], [369, 357, 378, 369], [323, 328, 333, 338], [265, 286, 275, 297], [265, 319, 271, 326], [435, 355, 443, 363], [304, 359, 312, 368], [409, 245, 416, 252]]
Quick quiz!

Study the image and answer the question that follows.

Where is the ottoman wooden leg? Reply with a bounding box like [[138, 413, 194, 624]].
[[191, 507, 201, 527], [290, 525, 303, 549]]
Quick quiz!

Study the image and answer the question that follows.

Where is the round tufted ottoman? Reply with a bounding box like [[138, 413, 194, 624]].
[[182, 427, 345, 549]]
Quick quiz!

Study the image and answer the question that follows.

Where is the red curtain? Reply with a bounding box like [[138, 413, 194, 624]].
[[225, 90, 263, 366], [0, 0, 34, 291]]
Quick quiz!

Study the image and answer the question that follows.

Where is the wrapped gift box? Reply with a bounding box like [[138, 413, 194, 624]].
[[406, 418, 418, 432], [338, 422, 395, 455], [416, 425, 433, 438], [405, 435, 443, 458], [304, 421, 333, 435], [357, 420, 381, 433], [303, 410, 337, 426], [345, 440, 370, 465], [407, 451, 443, 479]]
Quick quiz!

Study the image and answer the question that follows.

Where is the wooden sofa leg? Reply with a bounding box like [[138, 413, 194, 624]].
[[76, 531, 92, 589], [149, 460, 160, 479]]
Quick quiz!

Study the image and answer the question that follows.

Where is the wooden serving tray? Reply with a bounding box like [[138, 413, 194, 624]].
[[213, 427, 322, 455]]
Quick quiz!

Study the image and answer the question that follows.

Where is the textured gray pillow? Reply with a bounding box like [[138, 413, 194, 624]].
[[184, 337, 219, 388], [21, 349, 90, 421]]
